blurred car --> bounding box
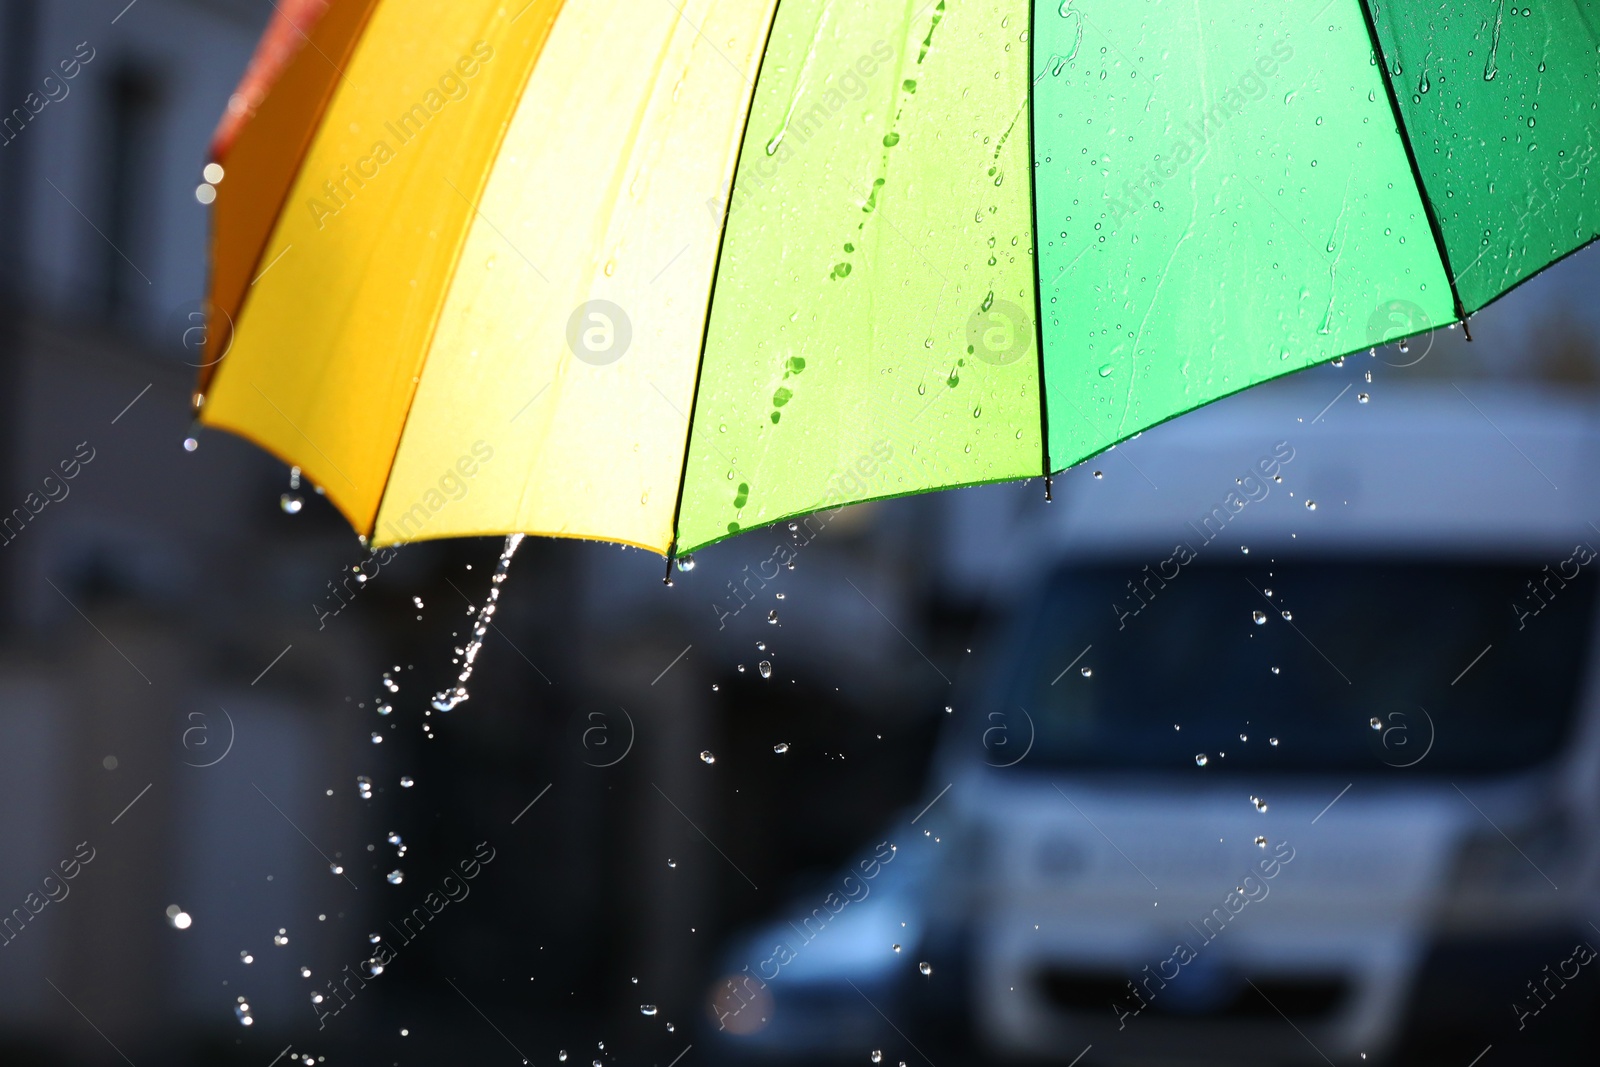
[711,380,1600,1063]
[934,381,1600,1063]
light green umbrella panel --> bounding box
[678,0,1597,553]
[205,0,1597,557]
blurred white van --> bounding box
[711,378,1600,1064]
[931,379,1600,1063]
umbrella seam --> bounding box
[1027,0,1053,482]
[1353,0,1468,328]
[664,0,789,566]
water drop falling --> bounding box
[1080,666,1092,677]
[386,870,404,885]
[280,493,304,514]
[1251,795,1268,812]
[918,961,933,976]
[357,775,373,799]
[1255,836,1268,848]
[300,966,312,978]
[872,1054,884,1064]
[774,742,790,754]
[400,775,415,788]
[274,928,289,946]
[1281,610,1293,621]
[700,750,716,764]
[240,950,254,964]
[767,609,779,625]
[433,534,524,711]
[641,1005,658,1016]
[1251,610,1268,625]
[1195,754,1209,767]
[1305,500,1317,510]
[1369,717,1382,730]
[758,660,773,679]
[235,997,253,1026]
[1269,737,1280,746]
[1357,392,1369,403]
[183,437,199,452]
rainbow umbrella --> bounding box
[197,0,1598,560]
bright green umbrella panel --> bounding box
[676,0,1041,553]
[1032,0,1454,471]
[1370,1,1600,313]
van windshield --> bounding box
[1001,558,1596,774]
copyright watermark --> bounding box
[567,706,635,767]
[566,300,631,366]
[1366,298,1434,367]
[180,706,236,768]
[966,298,1033,367]
[162,300,234,369]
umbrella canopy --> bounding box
[197,0,1598,558]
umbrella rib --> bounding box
[665,0,786,563]
[1027,0,1053,483]
[1354,0,1470,327]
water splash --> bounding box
[431,534,524,711]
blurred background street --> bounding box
[2,3,1599,1065]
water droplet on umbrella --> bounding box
[700,751,716,764]
[1098,363,1113,377]
[1251,610,1268,625]
[676,555,696,572]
